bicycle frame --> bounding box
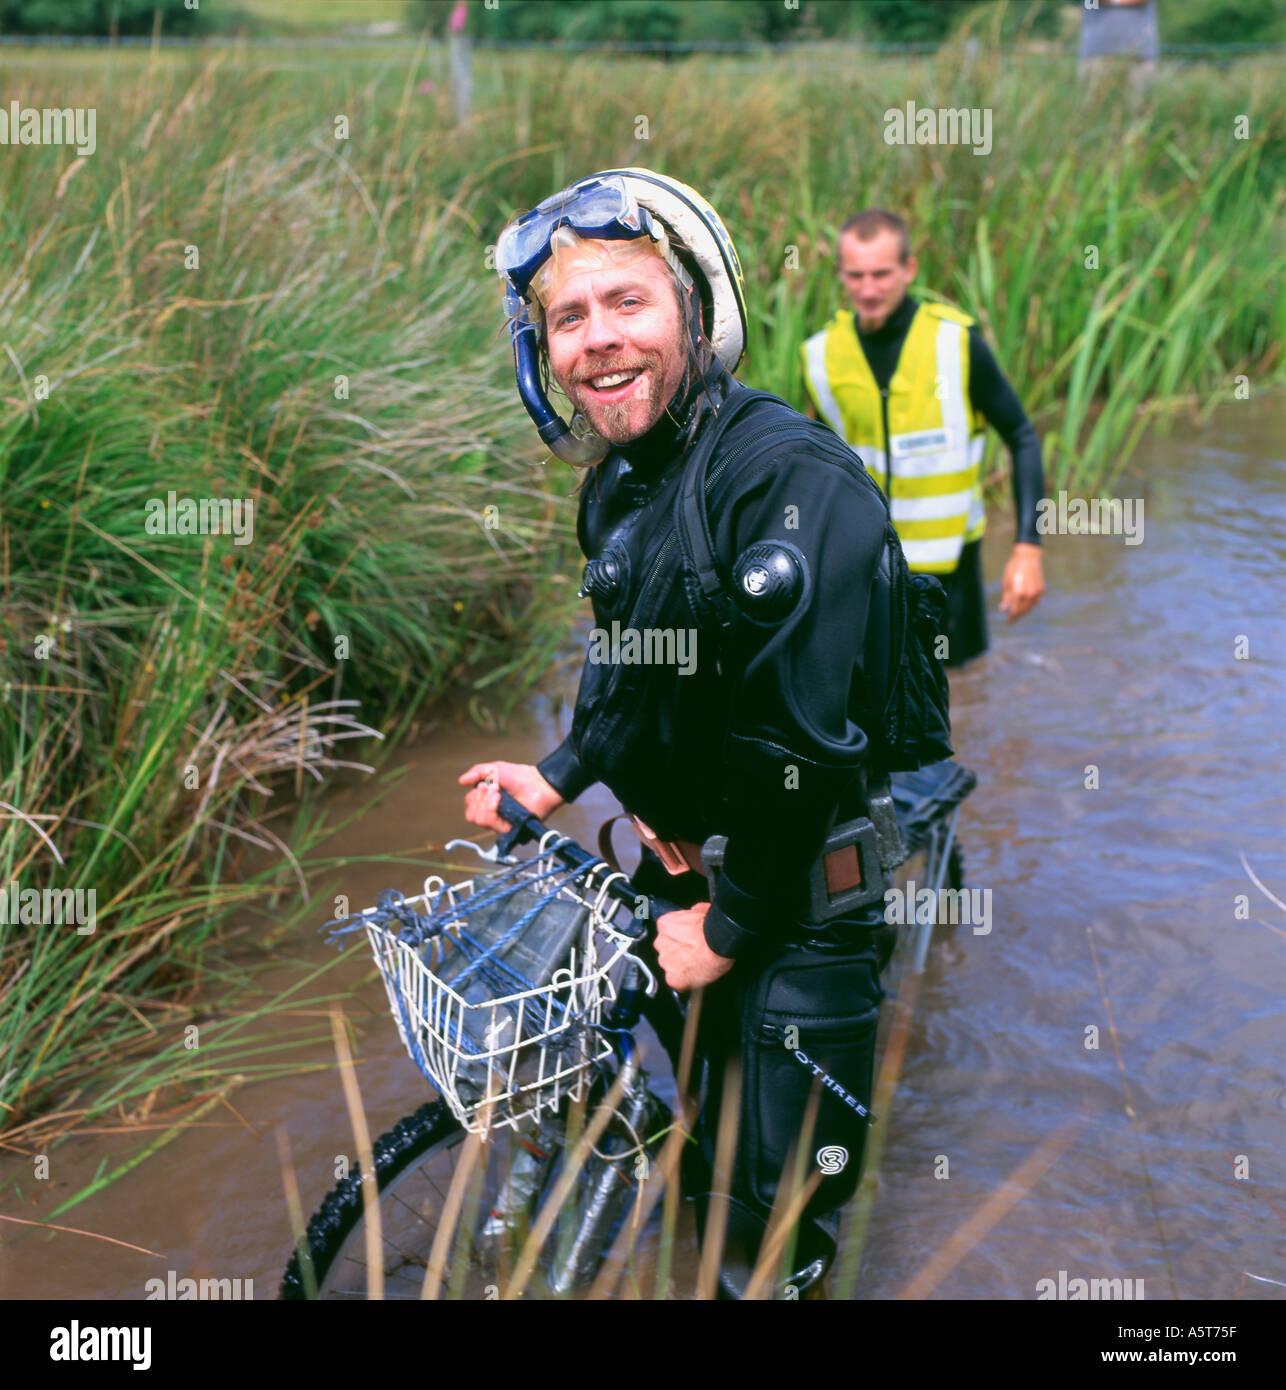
[437,789,676,1287]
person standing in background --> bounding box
[801,209,1045,667]
[1079,0,1160,97]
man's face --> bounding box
[838,228,918,332]
[542,249,688,444]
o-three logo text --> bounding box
[789,1047,869,1119]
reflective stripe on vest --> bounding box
[801,302,987,574]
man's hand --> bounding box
[654,902,734,992]
[999,542,1045,624]
[457,761,564,833]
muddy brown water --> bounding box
[2,398,1283,1301]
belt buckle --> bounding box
[630,815,690,878]
[807,817,882,923]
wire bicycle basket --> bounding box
[327,833,644,1134]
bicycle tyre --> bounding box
[278,1089,639,1301]
[280,1099,468,1300]
[280,1081,681,1300]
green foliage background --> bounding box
[1,0,1283,46]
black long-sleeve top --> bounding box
[537,365,894,960]
[855,295,1044,546]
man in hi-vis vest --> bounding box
[802,208,1045,667]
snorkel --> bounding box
[503,287,611,467]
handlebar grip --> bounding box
[643,895,680,921]
[487,783,683,934]
[612,892,682,941]
[493,787,545,855]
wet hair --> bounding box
[665,240,723,461]
[838,208,912,264]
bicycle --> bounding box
[279,763,976,1300]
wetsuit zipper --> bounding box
[760,1018,873,1040]
[702,419,799,496]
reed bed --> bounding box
[0,38,1280,1146]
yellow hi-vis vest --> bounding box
[801,301,987,574]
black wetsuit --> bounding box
[537,363,906,1296]
[854,295,1045,666]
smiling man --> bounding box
[455,170,936,1298]
[802,208,1046,666]
[538,243,688,443]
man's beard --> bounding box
[571,356,667,442]
[593,390,650,441]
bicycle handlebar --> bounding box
[491,787,682,937]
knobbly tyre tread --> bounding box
[279,1099,463,1300]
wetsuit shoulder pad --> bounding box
[730,540,809,625]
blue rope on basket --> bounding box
[325,843,612,1103]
